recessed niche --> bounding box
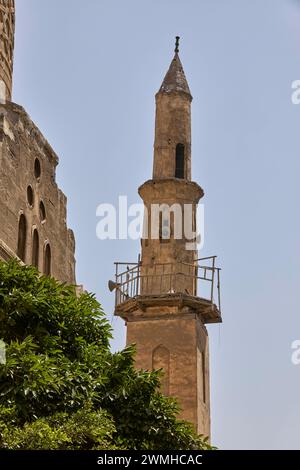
[39,201,46,222]
[27,185,34,207]
[34,158,41,179]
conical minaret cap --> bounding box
[158,37,191,96]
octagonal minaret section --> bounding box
[153,38,192,180]
[0,0,15,102]
[139,38,203,294]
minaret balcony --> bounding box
[110,257,222,324]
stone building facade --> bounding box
[113,41,222,438]
[0,0,76,284]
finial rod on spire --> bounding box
[175,36,180,54]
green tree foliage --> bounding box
[0,260,212,450]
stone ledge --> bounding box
[0,239,19,262]
[139,178,204,203]
[115,292,222,325]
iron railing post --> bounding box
[114,262,118,308]
[136,254,141,296]
[217,268,221,313]
[210,257,215,305]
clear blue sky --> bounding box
[14,0,300,449]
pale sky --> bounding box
[13,0,300,449]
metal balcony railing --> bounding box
[112,256,221,313]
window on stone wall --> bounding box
[27,185,34,207]
[152,345,170,395]
[34,158,41,179]
[202,351,206,404]
[17,214,27,262]
[175,143,185,179]
[159,212,171,243]
[32,229,39,269]
[44,243,51,276]
[39,201,46,222]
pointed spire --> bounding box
[158,36,191,96]
[175,36,180,54]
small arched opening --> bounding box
[152,345,170,395]
[44,243,51,276]
[175,143,185,179]
[27,185,34,207]
[34,158,41,179]
[32,229,39,269]
[39,201,46,222]
[17,214,27,262]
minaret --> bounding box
[0,0,15,102]
[113,38,221,438]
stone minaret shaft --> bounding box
[139,43,202,291]
[153,51,192,180]
[114,39,222,439]
[0,0,15,102]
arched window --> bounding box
[17,214,27,262]
[175,143,185,179]
[32,229,39,269]
[159,211,171,244]
[201,352,206,404]
[27,185,34,207]
[44,243,51,276]
[34,158,41,179]
[39,201,46,222]
[152,345,170,395]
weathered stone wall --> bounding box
[138,178,203,296]
[153,92,192,180]
[126,311,210,437]
[0,102,76,284]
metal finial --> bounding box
[175,36,180,53]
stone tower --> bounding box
[113,39,222,438]
[0,1,76,284]
[0,0,15,102]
